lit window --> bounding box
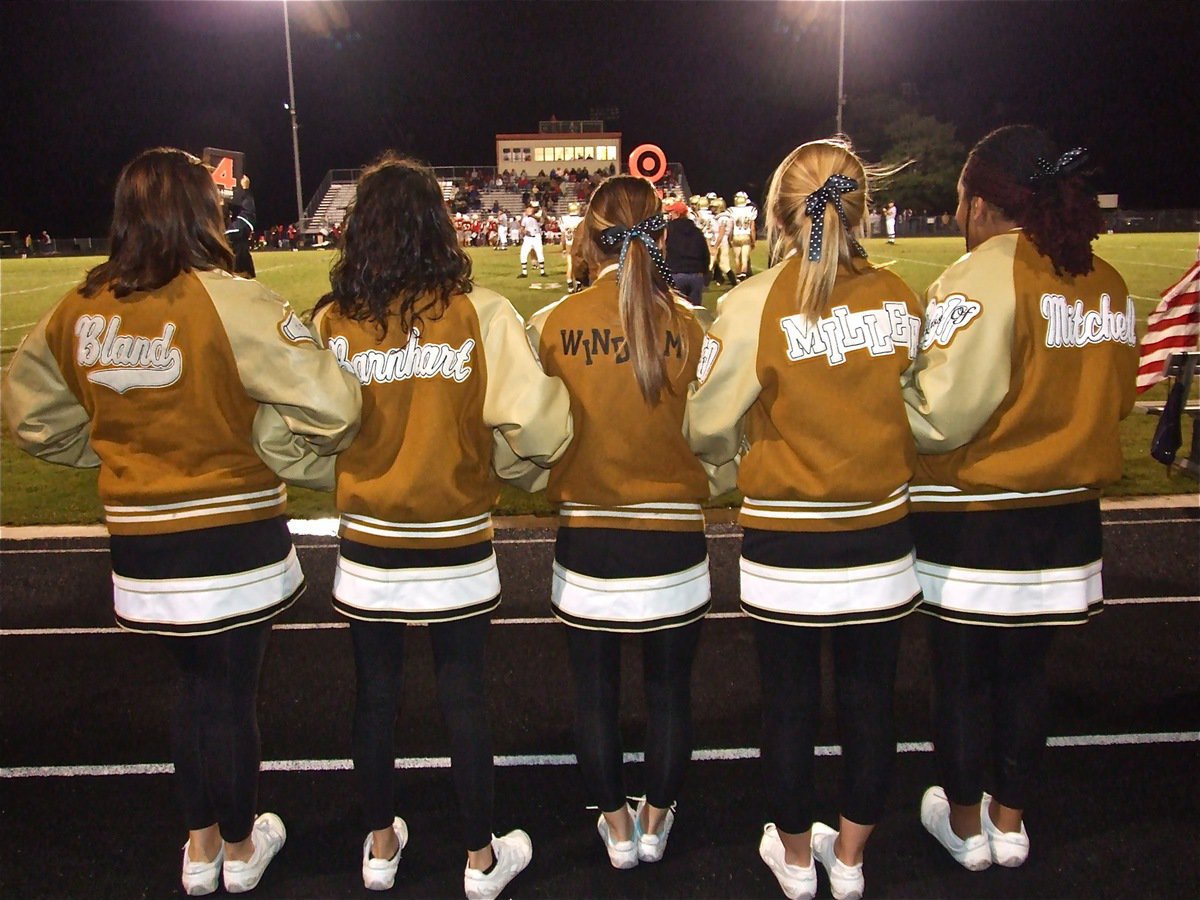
[563,147,574,161]
[554,146,564,161]
[585,146,595,159]
[534,148,545,162]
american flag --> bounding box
[1136,258,1200,393]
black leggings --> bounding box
[350,614,493,852]
[928,617,1055,810]
[565,620,703,813]
[753,618,902,832]
[160,621,272,843]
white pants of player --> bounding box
[498,229,508,248]
[521,236,544,267]
[886,217,896,241]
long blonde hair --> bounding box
[575,175,684,405]
[764,137,883,322]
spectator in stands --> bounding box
[686,137,922,900]
[304,152,571,897]
[3,146,361,896]
[526,174,715,870]
[904,125,1138,876]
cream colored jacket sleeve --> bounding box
[202,273,362,490]
[901,235,1017,453]
[683,266,784,494]
[2,310,100,468]
[475,288,573,492]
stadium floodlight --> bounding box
[283,0,304,227]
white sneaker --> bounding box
[463,829,533,900]
[634,798,675,864]
[758,823,817,900]
[223,813,287,893]
[810,822,864,900]
[181,841,223,896]
[596,806,638,869]
[920,786,991,871]
[362,817,409,891]
[981,793,1030,867]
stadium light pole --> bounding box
[283,0,304,226]
[836,0,846,135]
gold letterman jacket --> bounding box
[283,287,573,623]
[685,254,924,625]
[3,268,362,633]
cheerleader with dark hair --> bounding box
[902,125,1138,871]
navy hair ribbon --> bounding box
[803,174,868,262]
[598,214,676,288]
[1029,147,1088,184]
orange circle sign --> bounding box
[628,144,667,183]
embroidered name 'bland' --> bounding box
[329,329,474,385]
[779,302,921,366]
[559,328,684,366]
[1040,292,1136,348]
[74,314,183,393]
[920,293,982,350]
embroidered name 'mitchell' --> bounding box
[329,329,475,385]
[1040,292,1136,348]
[74,314,183,393]
[780,301,922,366]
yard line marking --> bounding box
[4,732,1196,779]
[1,602,1192,637]
[1,280,80,297]
[2,319,39,332]
[1104,257,1189,270]
[872,256,946,269]
[1106,517,1198,525]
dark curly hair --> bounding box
[315,152,472,338]
[81,147,233,299]
[961,125,1103,277]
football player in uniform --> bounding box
[519,202,546,278]
[710,197,736,286]
[729,190,758,281]
[559,200,584,291]
[496,210,509,250]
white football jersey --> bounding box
[730,205,757,237]
[558,214,583,246]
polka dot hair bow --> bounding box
[598,214,676,288]
[802,174,868,262]
[1029,147,1088,184]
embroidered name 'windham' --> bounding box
[329,329,474,385]
[74,314,183,393]
[1040,292,1136,348]
[559,327,685,366]
[780,301,921,366]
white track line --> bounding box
[1,279,80,297]
[1,602,1193,637]
[3,732,1195,779]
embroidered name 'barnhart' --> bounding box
[328,329,474,385]
[559,328,684,366]
[780,302,921,366]
[1040,292,1136,348]
[74,314,183,393]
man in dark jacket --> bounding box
[226,175,257,278]
[664,201,709,307]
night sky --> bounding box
[2,0,1197,237]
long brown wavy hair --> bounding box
[314,153,472,338]
[961,125,1102,277]
[573,175,684,405]
[80,147,233,298]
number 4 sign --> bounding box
[201,148,244,196]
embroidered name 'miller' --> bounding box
[1040,293,1136,348]
[75,314,183,393]
[329,329,475,385]
[780,302,921,366]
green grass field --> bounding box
[2,233,1197,525]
